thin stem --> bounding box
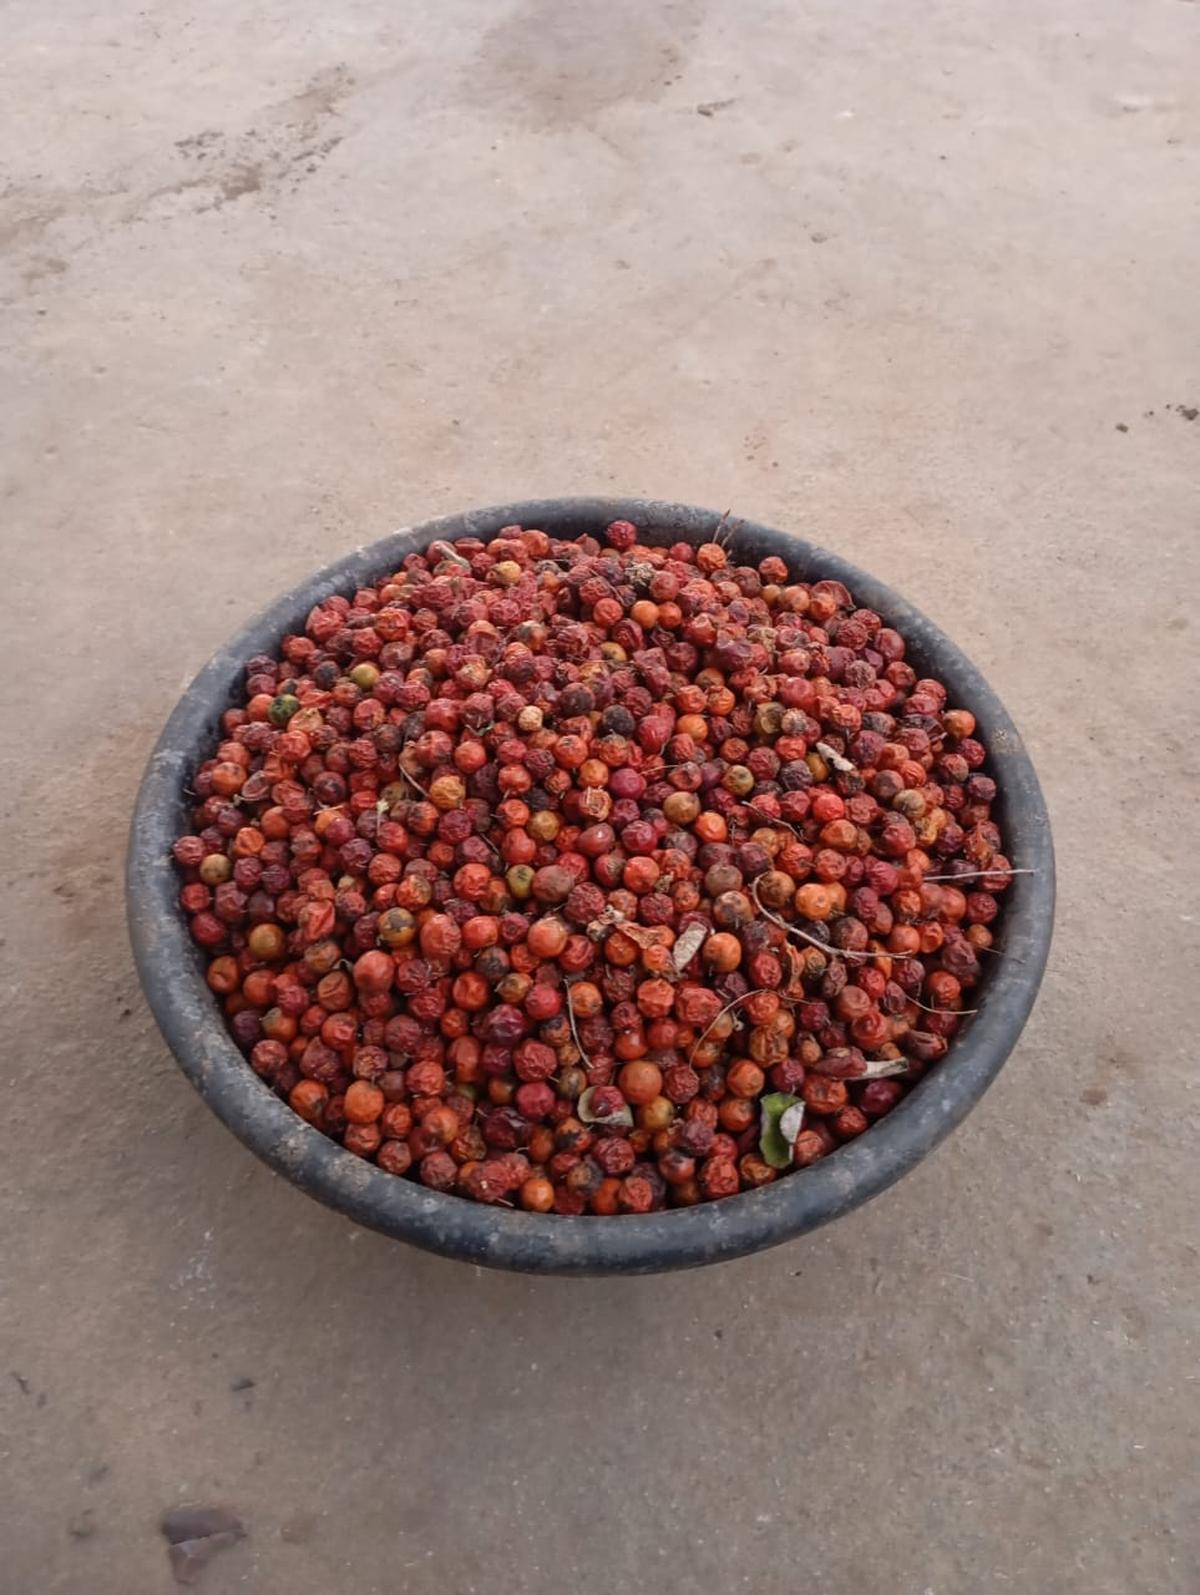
[749,878,919,961]
[393,744,504,863]
[640,759,696,778]
[904,993,982,1017]
[919,868,1034,883]
[564,982,593,1069]
[743,800,807,842]
[393,761,430,798]
[688,990,760,1064]
[472,827,505,864]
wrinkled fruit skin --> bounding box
[174,520,1008,1213]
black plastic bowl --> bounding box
[127,498,1054,1274]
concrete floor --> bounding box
[2,1,1198,1590]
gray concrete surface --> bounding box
[2,1,1198,1590]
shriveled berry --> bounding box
[419,1150,458,1190]
[698,1157,740,1200]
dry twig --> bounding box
[564,982,593,1069]
[688,990,762,1064]
[749,877,919,961]
[919,869,1033,884]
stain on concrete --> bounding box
[468,0,704,128]
[140,68,351,219]
[0,63,353,293]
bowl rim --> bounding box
[126,497,1055,1274]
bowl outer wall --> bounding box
[126,498,1055,1275]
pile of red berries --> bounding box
[173,519,1012,1214]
